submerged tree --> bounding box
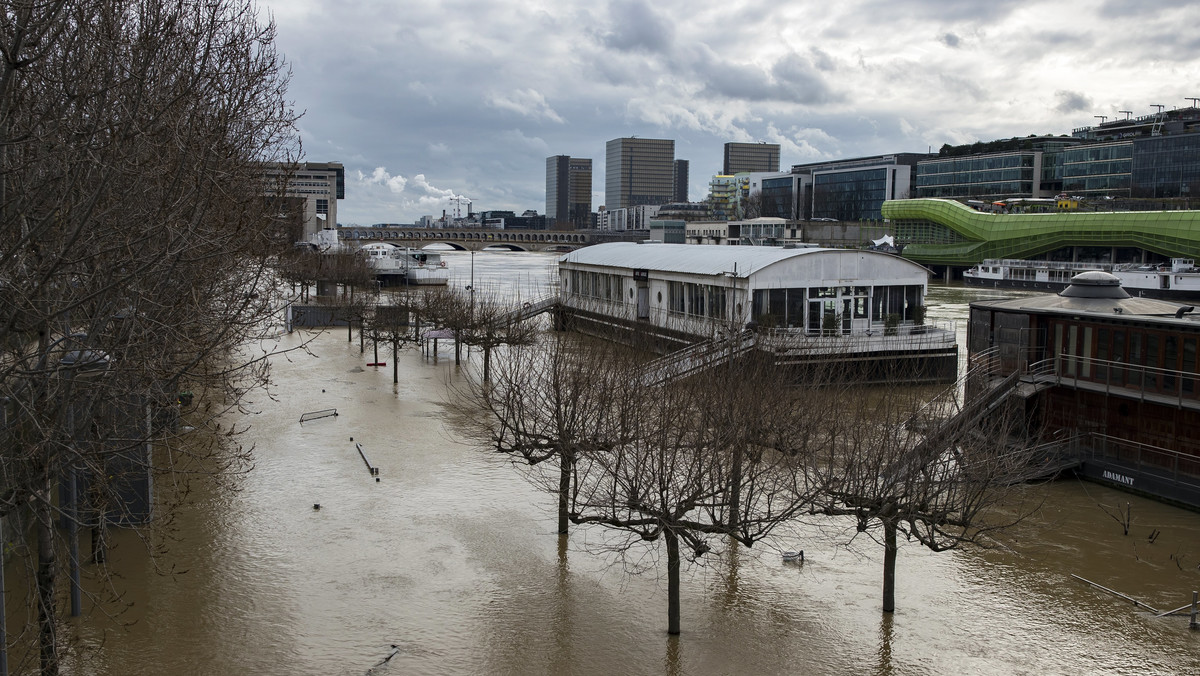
[0,1,299,672]
[567,351,817,635]
[806,363,1043,613]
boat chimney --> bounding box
[1175,305,1195,319]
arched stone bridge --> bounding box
[337,227,647,252]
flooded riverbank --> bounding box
[7,251,1200,675]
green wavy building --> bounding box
[883,198,1200,268]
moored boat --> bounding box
[357,243,449,286]
[964,258,1200,300]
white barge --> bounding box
[556,242,957,382]
[964,258,1200,300]
[358,243,449,286]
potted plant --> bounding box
[884,313,900,336]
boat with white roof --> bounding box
[964,258,1200,300]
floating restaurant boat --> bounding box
[967,270,1200,509]
[556,242,958,383]
[964,258,1200,300]
[357,243,449,286]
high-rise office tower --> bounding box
[605,137,675,209]
[546,155,592,228]
[723,142,780,174]
[673,159,689,203]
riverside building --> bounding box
[967,271,1200,508]
[557,242,957,382]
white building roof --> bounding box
[559,242,921,279]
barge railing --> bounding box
[1022,355,1200,412]
[1079,433,1200,487]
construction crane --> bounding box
[450,195,472,220]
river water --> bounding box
[11,250,1200,675]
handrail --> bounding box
[1022,354,1200,407]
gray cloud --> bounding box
[600,0,674,53]
[258,0,1200,225]
[1055,90,1093,114]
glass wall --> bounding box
[1131,133,1200,198]
[812,168,888,220]
[1060,142,1132,196]
[915,152,1036,198]
[751,285,923,332]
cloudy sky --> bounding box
[260,0,1200,226]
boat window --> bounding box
[1129,333,1143,388]
[1184,338,1196,395]
[1146,334,1160,390]
[1164,335,1178,391]
[1096,328,1109,381]
[1081,327,1093,379]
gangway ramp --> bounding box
[636,330,758,387]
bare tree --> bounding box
[363,292,424,384]
[565,350,817,635]
[740,190,764,220]
[805,366,1043,613]
[0,1,299,672]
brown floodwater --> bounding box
[6,251,1200,675]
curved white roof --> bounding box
[559,242,924,279]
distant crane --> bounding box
[1118,110,1133,120]
[1094,115,1108,125]
[450,195,472,220]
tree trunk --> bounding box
[882,516,898,613]
[728,443,742,533]
[392,340,399,384]
[557,453,572,534]
[665,528,681,635]
[36,485,58,675]
[483,346,491,383]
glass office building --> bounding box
[1132,132,1200,198]
[1060,142,1133,196]
[812,167,889,220]
[916,152,1038,198]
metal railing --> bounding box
[1021,354,1200,409]
[1080,433,1200,487]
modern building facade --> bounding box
[884,198,1200,268]
[605,137,676,210]
[707,175,749,221]
[915,107,1200,201]
[263,161,345,241]
[599,204,660,231]
[793,154,928,221]
[724,142,780,174]
[746,171,800,220]
[546,155,593,228]
[673,159,690,202]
